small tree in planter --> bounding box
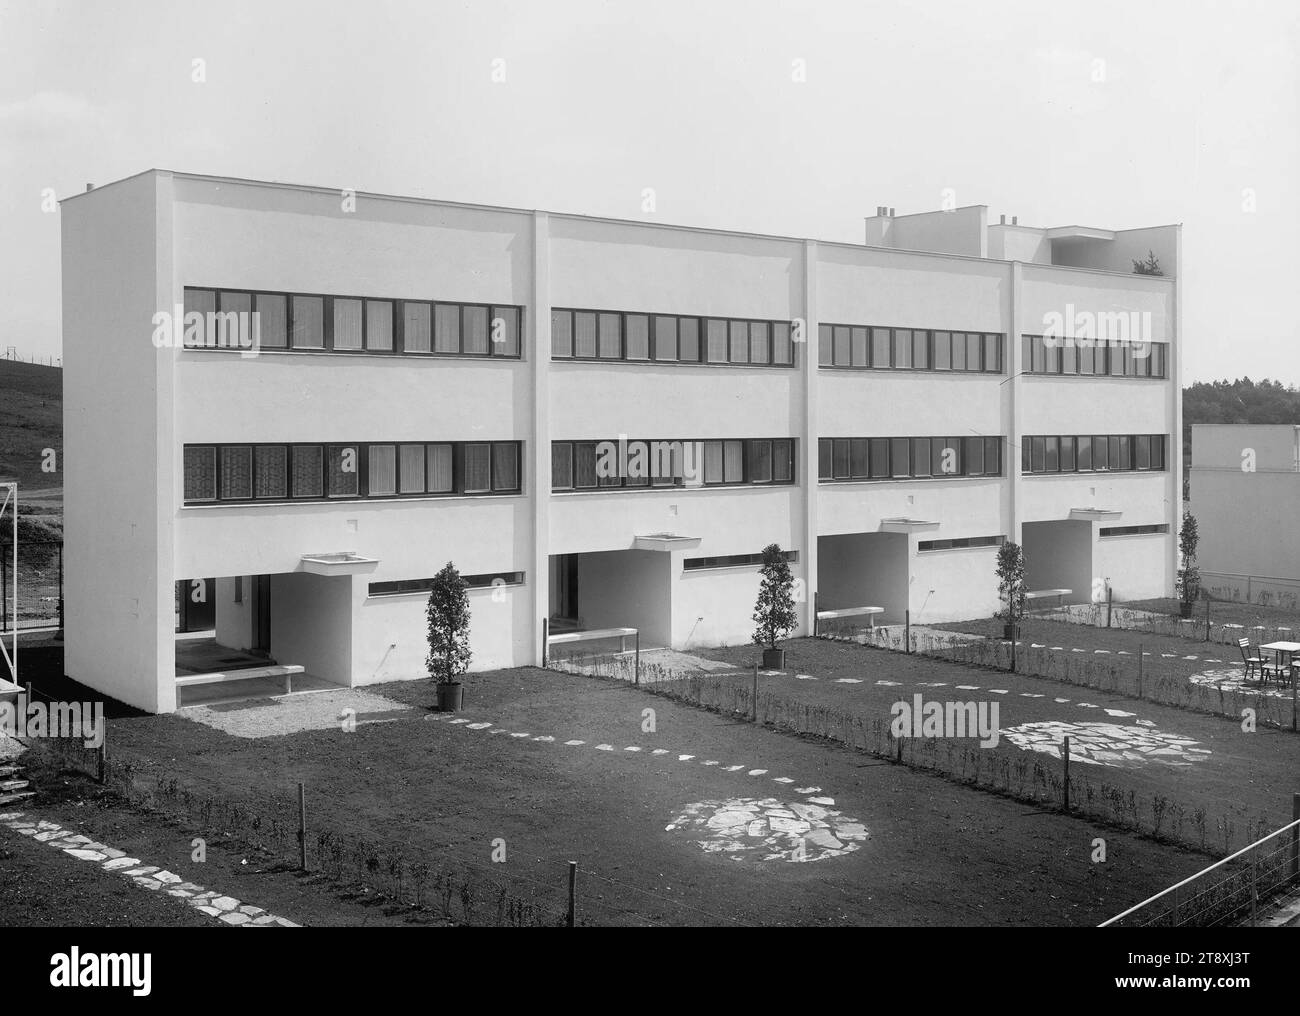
[426,562,472,711]
[1177,511,1201,618]
[995,541,1027,645]
[752,543,797,670]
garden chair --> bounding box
[1261,648,1287,686]
[1237,638,1264,683]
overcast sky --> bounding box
[0,0,1295,383]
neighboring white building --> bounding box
[1190,424,1300,608]
[61,171,1182,713]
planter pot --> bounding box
[437,682,464,712]
[761,648,786,670]
[1178,602,1194,619]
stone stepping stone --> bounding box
[747,769,767,776]
[988,689,1008,695]
[154,871,182,884]
[448,718,470,724]
[876,680,901,686]
[533,736,555,742]
[135,878,163,890]
[34,830,65,842]
[1094,650,1111,655]
[1050,647,1064,650]
[220,912,252,925]
[834,678,862,684]
[274,918,300,928]
[239,905,265,916]
[65,848,107,862]
[651,749,669,755]
[122,866,160,877]
[487,729,508,735]
[1071,649,1085,653]
[1020,693,1045,698]
[167,889,194,898]
[678,755,694,761]
[564,740,585,746]
[102,857,141,871]
[795,674,817,681]
[211,896,240,912]
[252,915,280,925]
[772,777,794,784]
[624,746,641,752]
[956,685,980,691]
[467,722,492,730]
[595,744,613,751]
[702,760,719,766]
[196,905,221,917]
[795,787,821,794]
[807,796,835,806]
[103,847,126,859]
[723,764,744,771]
[509,732,530,738]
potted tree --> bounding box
[426,562,472,711]
[1177,511,1201,618]
[752,543,797,670]
[995,541,1027,642]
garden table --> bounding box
[1259,642,1300,686]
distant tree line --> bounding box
[1184,378,1300,447]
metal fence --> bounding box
[0,539,63,632]
[1101,809,1300,927]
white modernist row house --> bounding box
[61,172,1183,712]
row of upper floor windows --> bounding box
[182,433,1169,505]
[180,288,1161,381]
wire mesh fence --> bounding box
[1101,818,1300,927]
[545,649,1275,858]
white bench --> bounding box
[175,664,305,701]
[1026,589,1072,609]
[815,606,884,634]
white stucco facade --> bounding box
[61,172,1182,712]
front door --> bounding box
[549,555,578,624]
[253,574,272,655]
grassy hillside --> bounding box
[0,360,62,499]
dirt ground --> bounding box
[83,665,1212,927]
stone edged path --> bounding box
[0,812,299,927]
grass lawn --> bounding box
[67,663,1213,927]
[685,637,1300,852]
[2,762,448,927]
[1125,597,1300,631]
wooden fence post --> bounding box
[752,664,759,723]
[905,609,911,654]
[1137,643,1143,699]
[1106,586,1113,628]
[634,630,640,687]
[567,861,577,928]
[1292,793,1299,881]
[298,781,308,871]
[1205,595,1211,642]
[541,617,548,667]
[97,729,107,785]
[1062,735,1071,812]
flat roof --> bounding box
[61,168,1178,281]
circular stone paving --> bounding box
[1000,720,1211,768]
[665,797,868,862]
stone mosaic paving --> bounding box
[0,811,299,926]
[664,797,867,862]
[999,721,1212,768]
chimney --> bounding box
[1000,214,1006,225]
[1012,215,1018,225]
[85,183,94,192]
[888,207,895,217]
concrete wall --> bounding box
[270,572,352,686]
[1192,425,1300,470]
[864,207,988,258]
[214,576,255,650]
[910,543,1001,622]
[672,559,766,649]
[1097,530,1172,602]
[817,533,909,624]
[1022,520,1093,605]
[62,171,176,712]
[576,550,672,647]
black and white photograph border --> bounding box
[0,0,1297,992]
